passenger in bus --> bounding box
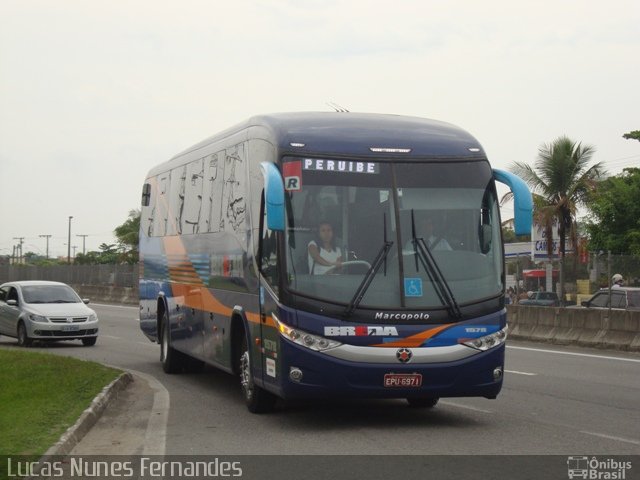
[308,221,344,275]
[404,215,452,252]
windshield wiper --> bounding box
[410,209,462,320]
[50,300,76,303]
[344,214,393,317]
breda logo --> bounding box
[324,326,399,337]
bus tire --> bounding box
[406,397,439,408]
[17,322,32,347]
[160,312,184,374]
[239,336,276,413]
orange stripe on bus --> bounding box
[162,236,266,326]
[371,324,452,348]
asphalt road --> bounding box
[1,303,639,456]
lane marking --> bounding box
[107,366,169,456]
[580,431,640,446]
[505,369,537,376]
[101,335,121,340]
[138,371,170,456]
[507,345,640,364]
[440,401,492,414]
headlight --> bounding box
[88,313,98,322]
[272,314,341,352]
[462,325,508,351]
[29,314,48,323]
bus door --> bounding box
[258,218,281,389]
[259,162,287,389]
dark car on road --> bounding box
[580,287,640,311]
[518,291,560,307]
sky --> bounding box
[1,0,639,259]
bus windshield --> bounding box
[283,157,503,313]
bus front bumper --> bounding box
[271,340,505,400]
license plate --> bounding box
[384,373,422,388]
[61,325,80,332]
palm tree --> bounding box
[509,136,604,300]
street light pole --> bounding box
[67,216,73,264]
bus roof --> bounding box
[151,112,486,176]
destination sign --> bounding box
[302,158,379,174]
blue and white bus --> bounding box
[139,112,532,412]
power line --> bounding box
[12,237,24,264]
[76,234,89,255]
[39,234,52,259]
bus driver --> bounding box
[307,221,344,274]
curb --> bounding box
[42,371,133,457]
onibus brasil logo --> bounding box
[567,456,632,479]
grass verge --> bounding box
[0,349,121,456]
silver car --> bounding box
[0,281,99,347]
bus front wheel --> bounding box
[406,397,439,408]
[239,336,276,413]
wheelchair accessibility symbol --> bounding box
[404,278,423,297]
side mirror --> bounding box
[260,162,285,231]
[7,299,18,307]
[480,224,492,253]
[493,169,533,236]
[83,298,90,304]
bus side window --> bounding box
[170,166,187,235]
[141,183,151,206]
[259,193,279,292]
[201,152,223,233]
[182,159,204,234]
[141,182,154,237]
[153,173,170,236]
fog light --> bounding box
[289,367,303,383]
[493,367,503,381]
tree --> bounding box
[623,130,640,142]
[509,136,604,300]
[114,209,140,264]
[74,244,120,265]
[585,168,640,255]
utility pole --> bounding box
[67,216,73,264]
[72,245,78,258]
[76,234,88,255]
[12,237,24,264]
[39,234,52,259]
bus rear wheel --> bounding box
[406,397,439,408]
[160,312,185,374]
[239,336,276,413]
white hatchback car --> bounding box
[0,281,99,346]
